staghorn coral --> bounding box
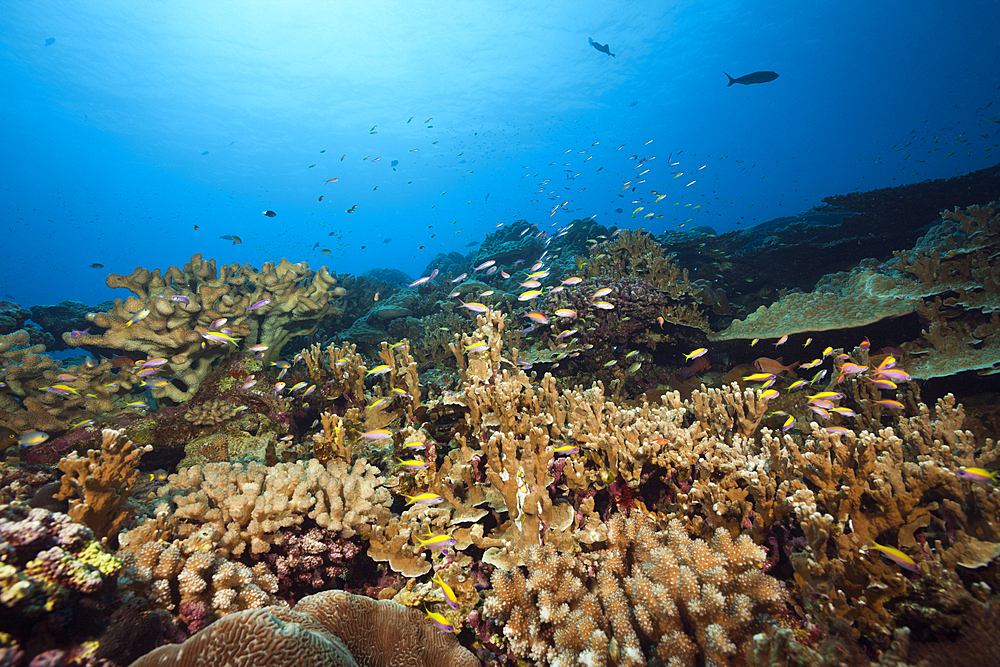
[125,457,390,557]
[128,589,480,667]
[412,308,470,367]
[54,428,151,548]
[483,512,787,667]
[646,393,1000,644]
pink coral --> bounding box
[262,525,362,599]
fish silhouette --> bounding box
[725,71,779,86]
[588,37,614,57]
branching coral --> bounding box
[585,229,698,298]
[483,512,787,667]
[116,539,280,617]
[63,254,346,401]
[54,428,151,547]
[125,458,390,557]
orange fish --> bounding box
[680,355,710,379]
[753,357,798,377]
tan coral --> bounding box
[123,458,390,558]
[54,428,151,547]
[117,540,281,617]
[63,254,346,402]
[585,229,698,298]
[484,513,786,667]
[184,399,238,426]
[127,589,480,667]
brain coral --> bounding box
[128,589,480,667]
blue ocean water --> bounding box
[2,0,998,308]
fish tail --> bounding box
[724,72,735,86]
[610,52,615,57]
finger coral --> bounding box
[483,512,786,667]
[54,428,152,548]
[125,457,390,557]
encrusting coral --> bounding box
[0,503,123,651]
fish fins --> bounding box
[725,72,736,86]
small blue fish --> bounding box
[18,431,49,448]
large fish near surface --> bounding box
[725,71,779,86]
[589,37,615,57]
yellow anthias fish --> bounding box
[862,540,919,572]
[416,532,456,551]
[404,492,444,505]
[432,573,460,609]
[396,458,429,471]
[424,607,454,632]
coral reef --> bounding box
[2,192,1000,667]
[484,513,787,667]
[0,504,123,659]
[54,428,151,547]
[63,254,346,401]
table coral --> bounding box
[63,254,346,402]
[711,202,1000,379]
